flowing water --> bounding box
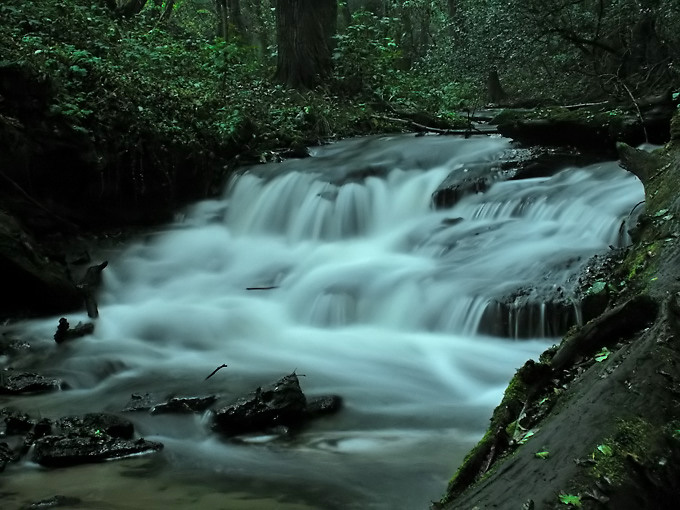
[3,135,644,509]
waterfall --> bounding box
[12,134,644,510]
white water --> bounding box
[7,135,644,509]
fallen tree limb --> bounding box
[372,115,497,136]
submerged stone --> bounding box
[0,372,62,395]
[150,395,217,415]
[0,441,15,472]
[21,495,82,509]
[32,435,163,468]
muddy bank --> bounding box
[438,112,680,509]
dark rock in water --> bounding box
[2,409,35,435]
[58,413,134,440]
[0,441,16,472]
[151,395,217,415]
[432,146,597,209]
[122,393,156,412]
[212,373,307,436]
[304,395,343,419]
[53,318,95,344]
[21,495,82,509]
[0,372,62,395]
[32,435,163,468]
[212,373,342,436]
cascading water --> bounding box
[6,134,644,509]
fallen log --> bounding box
[372,115,497,136]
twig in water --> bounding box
[205,364,228,381]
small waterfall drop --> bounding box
[12,134,644,510]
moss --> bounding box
[589,418,656,484]
[444,360,551,501]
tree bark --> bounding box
[487,68,508,104]
[116,0,148,17]
[274,0,337,89]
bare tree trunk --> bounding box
[274,0,337,89]
[487,68,508,104]
[116,0,148,17]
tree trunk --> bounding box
[487,68,508,104]
[448,0,457,18]
[274,0,337,89]
[116,0,148,17]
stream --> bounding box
[3,134,644,509]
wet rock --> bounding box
[150,395,217,415]
[32,435,163,468]
[304,395,343,419]
[30,411,158,469]
[432,146,594,209]
[0,441,15,472]
[212,373,342,437]
[122,393,156,412]
[53,318,95,344]
[432,160,507,208]
[2,408,35,435]
[58,413,134,440]
[0,372,62,395]
[212,373,307,436]
[21,495,82,509]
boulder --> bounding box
[32,412,162,467]
[32,436,163,468]
[212,373,342,436]
[0,372,62,395]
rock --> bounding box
[21,495,82,509]
[212,373,308,436]
[150,395,217,415]
[2,409,35,435]
[53,318,95,344]
[432,146,595,209]
[0,442,15,472]
[58,413,135,440]
[30,412,162,467]
[304,395,343,419]
[122,393,156,412]
[32,436,163,468]
[211,373,343,436]
[0,372,62,395]
[0,211,81,317]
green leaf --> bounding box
[594,348,610,363]
[597,444,613,456]
[586,281,607,295]
[535,450,549,459]
[558,494,582,507]
[518,430,536,444]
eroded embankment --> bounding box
[439,112,680,510]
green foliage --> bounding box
[332,11,401,97]
[558,493,582,507]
